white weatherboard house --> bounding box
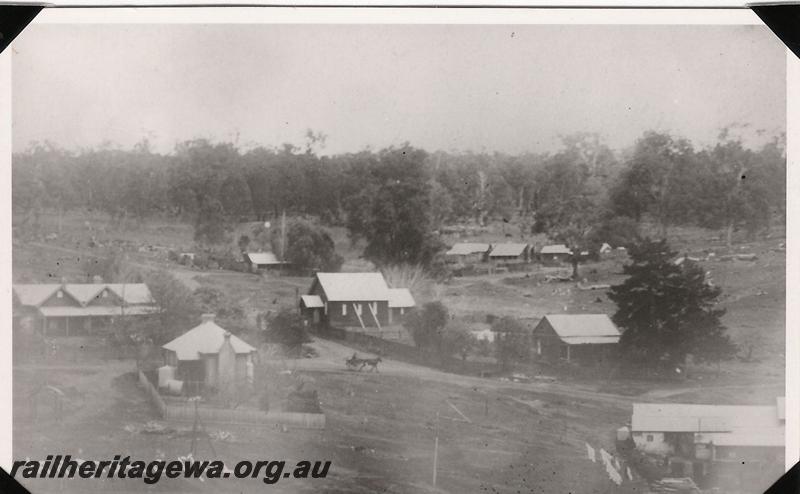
[630,400,785,462]
[387,287,415,324]
[162,314,257,392]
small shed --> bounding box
[444,243,491,264]
[532,314,620,365]
[162,314,257,393]
[244,252,287,272]
[538,244,572,264]
[489,243,530,262]
[387,288,415,324]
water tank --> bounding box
[158,365,175,388]
[165,379,184,395]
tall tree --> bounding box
[608,238,736,373]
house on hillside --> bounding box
[162,314,257,394]
[488,243,529,263]
[444,243,491,264]
[630,400,785,487]
[538,244,572,264]
[532,314,620,365]
[302,272,393,329]
[12,282,158,337]
[388,288,415,324]
[244,252,288,272]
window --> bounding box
[536,339,542,355]
[342,304,347,316]
[646,435,654,442]
[400,308,405,315]
[355,303,363,316]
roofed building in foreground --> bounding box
[162,314,257,393]
[301,272,415,329]
[629,399,785,490]
[13,282,158,337]
[532,314,620,365]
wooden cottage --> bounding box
[532,314,620,365]
[538,244,572,264]
[12,283,158,337]
[488,243,530,263]
[302,272,392,329]
[444,243,491,264]
[162,314,257,393]
[631,400,785,488]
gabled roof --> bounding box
[247,252,282,265]
[540,244,572,255]
[162,320,257,361]
[312,272,390,302]
[538,314,620,345]
[65,284,107,305]
[632,402,785,447]
[445,243,491,256]
[300,294,324,308]
[388,288,415,308]
[13,284,62,307]
[489,243,528,257]
[13,283,155,307]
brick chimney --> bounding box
[201,313,216,323]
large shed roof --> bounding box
[313,272,391,302]
[540,244,572,255]
[632,403,784,435]
[13,283,155,307]
[538,314,620,345]
[489,243,528,257]
[445,243,491,256]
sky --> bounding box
[11,23,787,156]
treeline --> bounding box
[13,128,785,260]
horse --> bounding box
[360,357,382,373]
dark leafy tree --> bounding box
[493,317,530,370]
[140,270,199,345]
[404,301,449,355]
[608,238,736,373]
[283,219,343,273]
[266,309,311,353]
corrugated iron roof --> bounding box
[489,243,528,257]
[313,272,390,302]
[445,243,491,256]
[632,403,783,435]
[388,288,415,308]
[39,305,159,318]
[541,314,620,341]
[247,252,282,265]
[540,244,572,255]
[162,320,257,361]
[300,295,324,308]
[697,430,784,447]
[13,284,62,307]
[14,283,155,307]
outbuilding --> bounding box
[444,243,491,264]
[538,244,572,264]
[488,243,530,263]
[532,314,620,365]
[387,288,416,324]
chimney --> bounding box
[92,275,103,284]
[201,313,216,323]
[223,331,231,340]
